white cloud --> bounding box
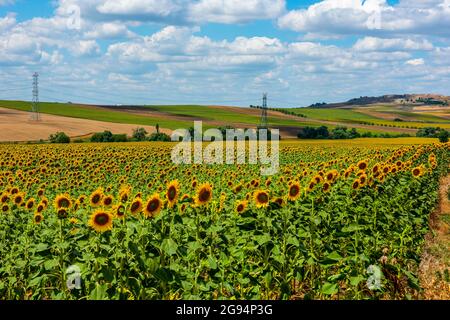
[56,0,286,25]
[96,0,178,16]
[0,12,16,32]
[188,0,286,24]
[353,37,434,51]
[84,22,135,39]
[278,0,450,37]
[406,58,425,66]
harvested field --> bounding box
[0,107,170,142]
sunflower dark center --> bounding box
[58,198,70,208]
[199,189,211,202]
[94,213,109,226]
[257,192,268,203]
[57,209,68,219]
[92,194,100,204]
[15,196,22,204]
[131,201,140,212]
[35,215,42,222]
[237,204,244,212]
[289,185,300,197]
[168,187,177,201]
[147,199,160,212]
[104,197,112,205]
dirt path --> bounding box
[418,174,450,299]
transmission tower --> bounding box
[31,72,40,121]
[258,93,268,129]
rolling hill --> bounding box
[0,95,449,142]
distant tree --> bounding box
[132,127,148,141]
[156,124,160,134]
[90,131,113,142]
[438,130,449,143]
[112,134,128,142]
[148,132,171,142]
[49,132,70,144]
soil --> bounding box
[0,107,171,142]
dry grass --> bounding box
[418,174,450,299]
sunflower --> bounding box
[233,184,243,194]
[69,217,78,224]
[89,188,104,207]
[359,174,367,186]
[57,208,68,219]
[313,175,323,184]
[1,193,9,203]
[272,197,284,207]
[119,187,130,203]
[33,213,44,224]
[1,204,9,213]
[41,197,49,208]
[113,204,126,219]
[253,190,269,208]
[102,195,114,207]
[235,200,248,214]
[412,166,425,178]
[36,202,45,213]
[166,180,180,207]
[323,182,331,193]
[195,183,213,206]
[26,198,35,210]
[54,194,72,209]
[10,187,19,195]
[307,181,316,192]
[352,179,361,190]
[357,160,368,171]
[89,210,113,233]
[130,198,143,215]
[325,171,335,181]
[287,182,301,201]
[143,194,163,218]
[13,193,25,206]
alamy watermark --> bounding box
[61,4,82,30]
[66,265,82,290]
[366,265,382,290]
[170,121,279,176]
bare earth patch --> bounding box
[0,107,171,142]
[418,173,450,299]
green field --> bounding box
[0,100,188,129]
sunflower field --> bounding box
[0,139,449,300]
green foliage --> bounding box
[297,126,361,139]
[49,132,70,144]
[147,132,171,142]
[112,134,128,143]
[90,131,114,143]
[132,128,148,141]
[438,130,449,143]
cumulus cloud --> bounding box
[278,0,450,37]
[406,58,425,66]
[55,0,286,25]
[353,37,434,51]
[188,0,286,24]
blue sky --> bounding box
[0,0,449,107]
